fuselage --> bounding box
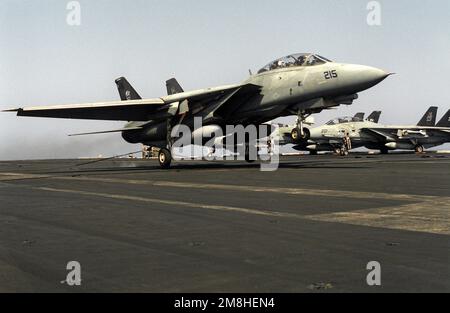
[123,53,390,147]
[233,62,389,124]
[307,120,380,150]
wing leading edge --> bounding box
[4,83,261,122]
[4,98,166,121]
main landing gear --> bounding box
[334,147,349,156]
[158,148,172,169]
[415,145,425,153]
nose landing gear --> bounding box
[291,110,311,144]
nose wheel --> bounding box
[291,127,310,143]
[291,110,311,144]
[291,128,300,141]
[158,148,172,169]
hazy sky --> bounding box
[1,0,449,160]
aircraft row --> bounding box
[5,52,445,168]
[277,107,450,155]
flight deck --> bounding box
[0,153,449,292]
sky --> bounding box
[0,0,449,160]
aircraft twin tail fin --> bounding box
[436,109,450,127]
[115,77,142,101]
[166,78,184,95]
[417,106,438,126]
[354,112,365,121]
[366,111,382,123]
[115,76,185,99]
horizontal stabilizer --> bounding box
[68,126,143,136]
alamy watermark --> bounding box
[61,261,82,286]
[170,118,280,171]
[66,1,81,26]
[366,261,381,286]
[367,1,382,26]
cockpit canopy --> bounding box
[326,116,364,125]
[258,53,332,74]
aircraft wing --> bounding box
[161,83,262,123]
[4,83,261,122]
[3,99,167,121]
[361,126,450,142]
[360,127,396,142]
[426,128,450,138]
[161,83,260,104]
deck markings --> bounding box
[34,186,302,220]
[1,172,449,235]
[304,199,450,235]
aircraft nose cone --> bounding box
[364,66,391,85]
[341,64,392,93]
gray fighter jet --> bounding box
[280,107,450,154]
[4,53,390,168]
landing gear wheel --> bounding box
[380,147,389,154]
[291,127,310,144]
[415,145,424,153]
[291,128,300,142]
[340,149,349,156]
[310,150,318,156]
[158,148,172,169]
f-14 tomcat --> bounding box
[4,53,390,168]
[279,106,450,154]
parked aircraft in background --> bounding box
[277,107,450,154]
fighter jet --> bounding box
[280,106,450,154]
[363,107,450,153]
[4,53,390,168]
[278,111,380,154]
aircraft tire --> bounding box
[415,145,424,153]
[158,148,172,169]
[291,127,310,144]
[291,128,300,142]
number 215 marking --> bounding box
[324,70,338,80]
